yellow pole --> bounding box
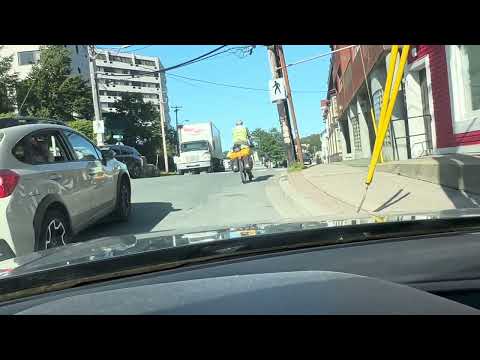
[365,45,410,186]
[369,107,383,163]
[376,45,399,145]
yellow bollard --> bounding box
[365,45,410,186]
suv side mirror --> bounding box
[101,149,116,164]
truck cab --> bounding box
[174,122,224,175]
[175,140,213,174]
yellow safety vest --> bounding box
[233,126,248,144]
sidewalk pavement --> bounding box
[281,162,480,216]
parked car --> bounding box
[0,117,132,260]
[303,153,312,165]
[100,144,144,178]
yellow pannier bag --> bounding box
[227,147,252,160]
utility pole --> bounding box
[266,46,295,165]
[87,45,104,146]
[277,45,304,164]
[158,75,169,173]
[171,105,182,154]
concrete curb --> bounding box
[378,155,480,195]
[271,169,368,218]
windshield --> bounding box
[181,141,209,152]
[2,44,480,302]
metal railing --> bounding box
[389,114,434,158]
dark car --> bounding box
[100,144,144,178]
[303,153,312,166]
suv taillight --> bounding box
[0,170,20,198]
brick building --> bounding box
[322,45,480,163]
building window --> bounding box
[18,50,40,65]
[75,45,79,54]
[77,67,81,74]
[135,58,156,67]
[447,45,480,134]
[350,113,362,154]
[372,89,392,146]
[110,55,132,64]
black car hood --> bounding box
[1,208,480,278]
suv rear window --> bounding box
[13,133,69,164]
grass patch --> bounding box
[287,161,306,173]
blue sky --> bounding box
[98,45,331,149]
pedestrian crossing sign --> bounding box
[269,78,286,103]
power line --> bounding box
[98,70,328,94]
[285,45,358,68]
[124,45,153,53]
[99,46,250,78]
[159,45,228,72]
[167,73,269,91]
[167,73,328,94]
[95,45,228,75]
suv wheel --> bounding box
[37,208,71,251]
[114,178,131,222]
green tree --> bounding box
[301,133,322,155]
[68,119,94,141]
[15,46,93,120]
[106,93,175,166]
[251,127,286,163]
[0,55,18,114]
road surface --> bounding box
[75,168,292,242]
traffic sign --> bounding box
[93,120,104,134]
[269,78,287,103]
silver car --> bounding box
[0,118,132,260]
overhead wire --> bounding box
[285,45,358,68]
[100,46,250,78]
[98,70,327,94]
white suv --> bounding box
[0,117,132,260]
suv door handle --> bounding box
[49,174,62,182]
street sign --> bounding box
[93,120,105,134]
[269,78,287,103]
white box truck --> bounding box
[174,122,224,174]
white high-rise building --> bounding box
[0,45,90,81]
[94,49,170,125]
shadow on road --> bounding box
[253,175,274,182]
[74,202,180,242]
[373,189,411,212]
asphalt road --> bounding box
[75,168,289,242]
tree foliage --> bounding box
[0,55,18,114]
[15,46,93,121]
[68,119,94,141]
[105,93,175,167]
[301,133,322,154]
[251,127,286,163]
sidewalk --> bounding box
[283,162,480,216]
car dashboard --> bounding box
[1,229,480,314]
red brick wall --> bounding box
[409,45,480,148]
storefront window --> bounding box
[459,45,480,113]
[447,45,480,134]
